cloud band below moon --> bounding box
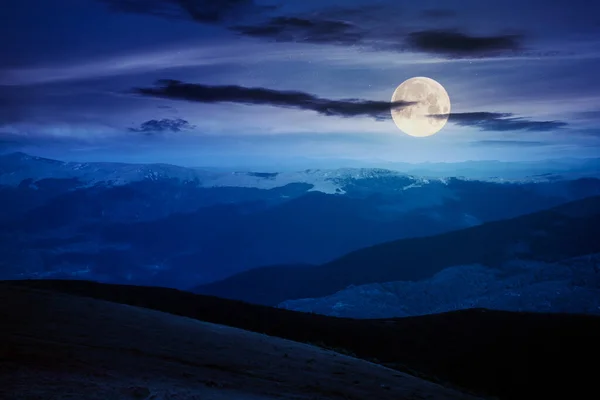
[131,80,414,120]
[429,112,568,132]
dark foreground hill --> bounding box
[194,195,600,305]
[6,279,600,400]
[0,284,477,400]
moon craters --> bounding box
[390,77,451,137]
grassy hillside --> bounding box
[7,279,600,400]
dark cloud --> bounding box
[131,79,414,120]
[232,13,526,57]
[430,112,568,132]
[470,140,551,147]
[421,9,457,19]
[98,0,274,24]
[315,4,391,21]
[406,30,522,57]
[98,1,530,58]
[230,5,403,51]
[129,118,196,135]
[232,16,365,46]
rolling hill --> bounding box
[1,284,477,400]
[5,279,600,400]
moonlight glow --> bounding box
[391,77,451,137]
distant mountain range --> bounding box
[383,157,600,181]
[194,196,600,307]
[3,151,600,189]
[1,152,600,288]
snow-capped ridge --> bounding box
[1,152,597,193]
[0,153,431,194]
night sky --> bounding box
[2,0,600,167]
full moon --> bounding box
[391,77,451,137]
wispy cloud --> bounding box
[420,9,457,19]
[0,45,245,85]
[129,118,196,135]
[96,0,533,59]
[131,79,415,120]
[232,16,365,46]
[0,131,97,150]
[233,16,525,58]
[431,112,568,132]
[470,140,552,147]
[98,0,274,23]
